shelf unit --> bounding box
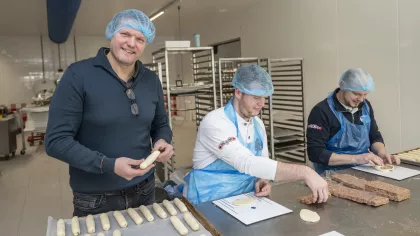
[217,57,307,163]
[152,47,217,181]
[260,58,306,163]
[144,62,163,84]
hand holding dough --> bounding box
[113,211,128,228]
[163,199,178,216]
[300,209,320,223]
[113,229,122,236]
[170,216,189,236]
[99,213,111,231]
[153,203,168,219]
[374,164,394,172]
[140,150,160,169]
[71,216,81,236]
[139,205,154,222]
[127,208,143,225]
[85,214,95,233]
[173,198,188,213]
[183,212,200,231]
[57,219,65,236]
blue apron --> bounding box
[184,98,264,204]
[313,93,371,174]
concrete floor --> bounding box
[0,120,199,236]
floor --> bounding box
[0,120,199,236]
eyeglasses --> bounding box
[126,88,139,116]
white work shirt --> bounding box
[192,107,277,180]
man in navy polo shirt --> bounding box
[45,9,173,217]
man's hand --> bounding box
[153,139,174,162]
[355,153,384,166]
[304,169,329,203]
[379,153,401,165]
[114,157,154,181]
[255,179,271,197]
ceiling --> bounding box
[0,0,256,39]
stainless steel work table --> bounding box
[195,164,420,236]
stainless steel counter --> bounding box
[195,165,420,236]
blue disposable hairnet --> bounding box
[105,9,155,44]
[339,68,374,92]
[232,64,274,97]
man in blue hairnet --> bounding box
[45,9,173,216]
[184,64,329,204]
[307,68,400,174]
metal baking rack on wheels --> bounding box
[152,47,217,182]
[216,58,261,107]
[260,58,306,163]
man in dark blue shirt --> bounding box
[45,9,173,217]
[306,68,400,174]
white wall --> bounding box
[177,0,420,153]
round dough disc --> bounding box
[374,164,394,172]
[300,209,320,223]
[232,198,256,206]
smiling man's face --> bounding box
[109,28,146,66]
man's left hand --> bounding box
[380,153,401,165]
[153,139,174,162]
[255,179,271,197]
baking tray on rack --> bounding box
[273,127,303,138]
[45,197,220,236]
[393,148,420,167]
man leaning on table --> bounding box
[306,68,400,175]
[183,64,329,205]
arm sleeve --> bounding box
[150,75,172,145]
[45,67,116,174]
[198,121,277,180]
[306,105,334,165]
[365,100,384,145]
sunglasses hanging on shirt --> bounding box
[126,88,139,116]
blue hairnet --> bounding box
[105,9,155,44]
[232,64,274,96]
[339,68,374,92]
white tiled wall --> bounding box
[178,0,420,153]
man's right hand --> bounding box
[114,157,155,181]
[304,168,329,203]
[355,153,384,166]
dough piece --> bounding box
[57,219,65,236]
[170,216,189,236]
[300,209,320,223]
[71,216,81,236]
[183,212,200,231]
[85,214,95,233]
[99,213,111,231]
[113,229,122,236]
[374,164,394,172]
[113,211,128,228]
[140,150,161,169]
[232,197,256,206]
[127,208,143,225]
[163,199,178,216]
[365,180,410,201]
[139,205,154,222]
[97,233,105,236]
[173,198,188,213]
[153,203,168,219]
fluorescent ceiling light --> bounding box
[150,11,165,21]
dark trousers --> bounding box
[72,174,155,217]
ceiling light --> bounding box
[150,11,165,21]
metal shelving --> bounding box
[260,58,306,163]
[152,47,217,181]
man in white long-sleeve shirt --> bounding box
[184,64,329,204]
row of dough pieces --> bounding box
[57,198,204,236]
[395,150,420,162]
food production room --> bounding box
[1,0,420,235]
